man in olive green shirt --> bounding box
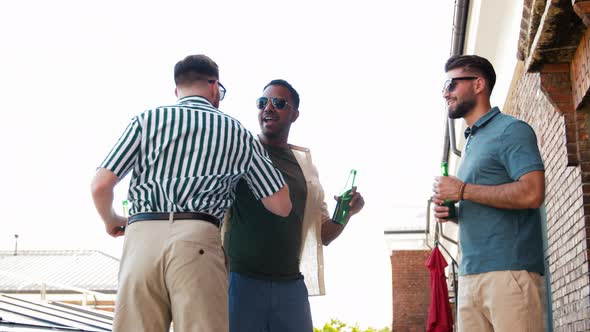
[224,79,365,332]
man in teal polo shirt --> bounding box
[432,55,545,332]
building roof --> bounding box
[0,294,113,331]
[383,205,427,233]
[0,251,119,294]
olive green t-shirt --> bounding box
[225,144,307,280]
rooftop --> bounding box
[383,205,427,233]
[0,250,119,294]
[0,294,113,331]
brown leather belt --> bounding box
[128,212,220,228]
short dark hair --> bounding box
[174,54,219,86]
[445,55,496,94]
[264,79,300,110]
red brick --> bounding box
[391,250,432,331]
[572,29,590,109]
[542,63,571,73]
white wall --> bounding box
[464,0,525,109]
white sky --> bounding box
[0,0,454,328]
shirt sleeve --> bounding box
[244,135,286,199]
[99,116,142,178]
[499,120,545,180]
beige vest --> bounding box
[290,144,328,296]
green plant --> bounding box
[314,319,392,332]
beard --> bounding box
[448,99,475,119]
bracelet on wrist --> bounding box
[458,182,467,201]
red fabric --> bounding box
[425,246,454,332]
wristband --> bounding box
[458,182,466,201]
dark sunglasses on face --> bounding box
[256,97,290,110]
[442,76,478,93]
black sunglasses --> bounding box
[208,80,227,100]
[256,97,290,110]
[442,76,478,93]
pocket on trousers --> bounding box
[506,270,525,295]
[173,240,224,266]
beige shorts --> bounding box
[458,270,545,332]
[113,219,228,332]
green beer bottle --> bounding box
[332,169,357,225]
[122,199,129,218]
[440,162,457,219]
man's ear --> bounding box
[174,87,178,98]
[474,78,487,95]
[210,81,219,100]
[291,109,300,123]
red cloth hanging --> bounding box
[425,246,454,332]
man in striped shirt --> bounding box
[91,54,291,332]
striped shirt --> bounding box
[99,95,285,220]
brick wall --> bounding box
[505,54,590,331]
[571,27,590,109]
[390,250,431,332]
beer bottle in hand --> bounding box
[332,169,357,225]
[441,162,457,219]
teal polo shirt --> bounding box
[456,107,545,276]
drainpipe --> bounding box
[437,0,470,315]
[443,0,470,163]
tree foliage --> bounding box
[314,319,392,332]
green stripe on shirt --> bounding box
[99,95,286,220]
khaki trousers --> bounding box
[458,270,544,332]
[113,219,228,332]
